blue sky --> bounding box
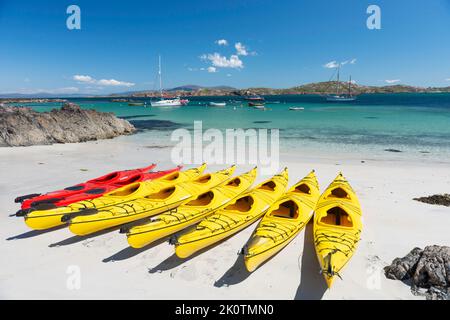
[0,0,449,94]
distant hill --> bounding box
[168,85,236,92]
[1,83,449,99]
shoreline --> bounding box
[1,137,449,299]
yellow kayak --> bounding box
[24,164,206,230]
[67,166,236,236]
[174,168,289,259]
[313,172,362,288]
[124,167,258,248]
[243,170,320,272]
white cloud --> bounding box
[226,73,232,77]
[216,39,228,46]
[201,53,244,69]
[97,79,135,87]
[445,78,450,81]
[73,74,134,87]
[324,61,340,69]
[385,79,401,84]
[324,59,356,68]
[73,75,95,83]
[235,42,248,56]
[207,66,217,73]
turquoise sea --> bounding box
[16,93,450,160]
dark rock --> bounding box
[384,148,402,153]
[384,247,423,280]
[130,119,183,131]
[413,194,450,207]
[384,246,450,300]
[119,114,155,120]
[0,103,135,147]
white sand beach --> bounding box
[1,136,449,300]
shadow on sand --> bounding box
[294,223,328,300]
[6,225,66,240]
[103,237,167,263]
[48,227,119,247]
[214,254,250,287]
[148,245,213,274]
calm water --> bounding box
[16,93,450,158]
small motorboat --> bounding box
[289,106,305,111]
[209,102,226,107]
[248,101,265,107]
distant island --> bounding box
[1,81,449,100]
[111,81,450,97]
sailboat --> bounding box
[150,55,189,107]
[325,64,356,102]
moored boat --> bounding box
[208,102,226,107]
[150,55,189,107]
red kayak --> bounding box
[15,164,181,215]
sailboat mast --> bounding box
[158,55,162,98]
[336,64,340,95]
[348,75,352,96]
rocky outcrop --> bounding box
[0,102,135,147]
[384,246,450,300]
[414,194,450,207]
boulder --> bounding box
[384,246,450,300]
[0,102,135,147]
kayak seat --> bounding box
[110,183,140,196]
[186,191,214,206]
[90,172,119,183]
[145,186,176,200]
[162,172,180,181]
[64,185,85,191]
[293,183,311,195]
[320,207,353,227]
[226,177,242,187]
[195,174,211,183]
[258,181,276,191]
[224,196,254,212]
[328,187,349,199]
[271,200,298,219]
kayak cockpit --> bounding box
[320,206,353,227]
[328,187,350,199]
[292,183,311,195]
[185,191,214,206]
[226,177,242,187]
[224,196,254,212]
[269,200,299,219]
[145,186,176,200]
[89,172,119,183]
[109,183,141,196]
[258,181,276,191]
